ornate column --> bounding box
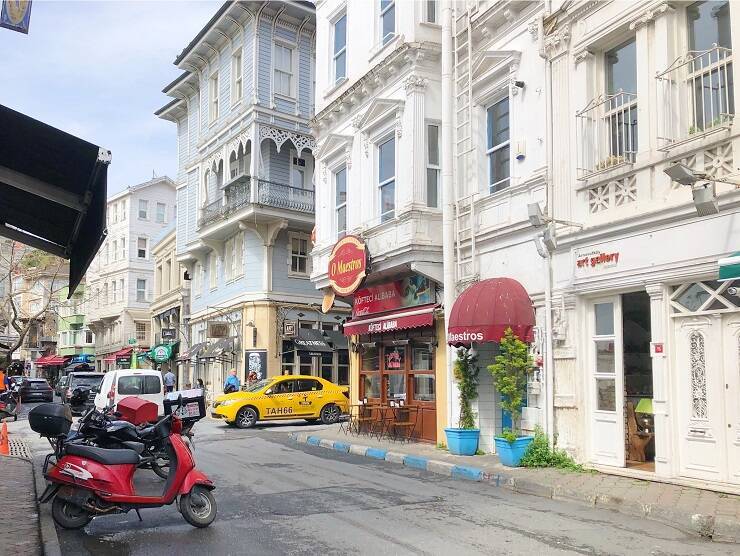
[250,124,260,203]
[404,74,428,209]
[646,282,673,478]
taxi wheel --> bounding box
[235,406,258,429]
[320,404,340,425]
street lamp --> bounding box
[663,162,722,216]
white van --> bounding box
[94,369,165,415]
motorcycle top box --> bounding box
[29,403,73,437]
[116,396,158,425]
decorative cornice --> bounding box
[629,2,674,31]
[573,49,594,66]
[527,19,539,42]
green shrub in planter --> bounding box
[444,347,481,456]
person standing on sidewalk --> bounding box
[163,369,176,393]
[223,369,240,394]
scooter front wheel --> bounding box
[179,486,217,528]
[51,497,92,529]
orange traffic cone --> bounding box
[0,421,9,455]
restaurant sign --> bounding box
[328,235,367,296]
[353,275,434,317]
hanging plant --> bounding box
[454,346,480,429]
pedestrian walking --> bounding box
[223,369,240,394]
[163,368,176,393]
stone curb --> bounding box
[30,453,63,556]
[289,432,740,543]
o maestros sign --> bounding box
[328,235,367,296]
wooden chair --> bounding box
[390,406,419,443]
[626,401,654,462]
[355,403,376,436]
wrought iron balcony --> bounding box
[576,90,638,178]
[656,45,734,147]
[198,173,314,228]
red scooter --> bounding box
[30,399,217,529]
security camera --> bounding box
[691,181,719,216]
[527,202,547,228]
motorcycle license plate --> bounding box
[176,402,200,418]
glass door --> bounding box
[590,297,625,466]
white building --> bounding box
[535,0,740,491]
[87,176,177,370]
[150,222,190,386]
[311,0,450,444]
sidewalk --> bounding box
[292,425,740,544]
[0,452,41,556]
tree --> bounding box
[488,327,532,438]
[0,242,67,365]
[453,347,479,429]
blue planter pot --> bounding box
[495,435,534,467]
[445,428,480,456]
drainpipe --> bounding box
[539,7,555,446]
[441,0,456,428]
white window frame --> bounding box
[486,96,511,194]
[121,200,126,220]
[112,239,118,262]
[135,321,147,342]
[377,134,396,223]
[273,42,295,98]
[332,12,347,85]
[290,151,307,189]
[112,280,118,302]
[288,232,310,277]
[156,202,166,224]
[209,253,217,290]
[120,237,125,260]
[138,199,148,220]
[209,72,219,123]
[119,278,124,302]
[426,122,440,208]
[380,0,396,45]
[137,237,148,260]
[231,48,243,104]
[334,166,347,237]
[424,0,438,24]
[193,262,203,298]
[136,279,147,303]
[235,232,244,278]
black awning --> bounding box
[0,104,111,296]
[293,328,333,353]
[177,342,207,361]
[323,330,348,350]
[200,337,237,359]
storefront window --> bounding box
[412,346,432,370]
[595,340,615,373]
[387,373,406,401]
[384,346,405,370]
[299,353,313,375]
[595,303,614,335]
[362,346,379,371]
[363,374,381,399]
[281,340,294,375]
[413,374,435,401]
[338,350,349,385]
[321,353,333,381]
[597,378,616,411]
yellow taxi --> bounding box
[211,375,349,429]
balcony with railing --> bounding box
[576,90,638,179]
[657,45,734,148]
[198,171,315,229]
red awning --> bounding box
[103,347,132,363]
[35,354,69,366]
[448,278,535,345]
[343,304,437,336]
[102,354,116,363]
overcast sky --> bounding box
[0,0,220,194]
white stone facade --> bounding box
[86,177,177,369]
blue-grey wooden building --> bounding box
[156,1,349,391]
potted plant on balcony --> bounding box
[444,347,480,456]
[489,327,534,467]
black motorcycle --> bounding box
[68,386,93,416]
[66,406,188,479]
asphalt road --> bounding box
[35,420,733,556]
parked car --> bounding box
[18,378,54,403]
[211,375,349,429]
[94,369,164,415]
[61,372,104,414]
[54,375,69,398]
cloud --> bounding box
[0,0,220,193]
